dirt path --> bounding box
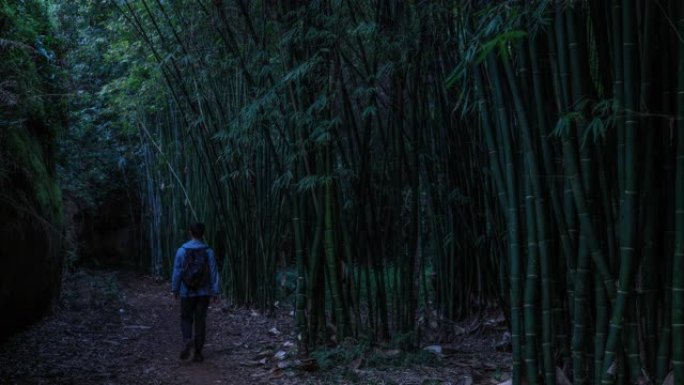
[0,270,510,385]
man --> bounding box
[171,222,221,363]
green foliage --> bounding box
[51,0,144,211]
[1,0,64,225]
[365,349,439,369]
[311,338,439,373]
[60,270,121,308]
[5,125,63,223]
[311,341,368,371]
[476,30,528,64]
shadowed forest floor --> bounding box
[0,270,511,385]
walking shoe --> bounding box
[179,340,193,360]
[193,351,204,362]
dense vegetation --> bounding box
[105,0,503,353]
[5,1,684,384]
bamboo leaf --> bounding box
[281,57,322,84]
[295,175,324,193]
[582,117,606,147]
[477,30,528,64]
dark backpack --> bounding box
[182,247,210,290]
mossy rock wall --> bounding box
[0,123,64,342]
[1,0,65,342]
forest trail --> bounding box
[0,270,301,385]
[0,270,510,385]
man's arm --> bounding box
[171,248,184,294]
[208,249,221,296]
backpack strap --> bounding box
[182,246,209,259]
[183,246,209,251]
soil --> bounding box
[0,270,511,385]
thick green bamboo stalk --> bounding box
[594,267,608,385]
[403,57,422,338]
[656,70,676,385]
[527,37,557,385]
[547,19,606,318]
[560,129,615,301]
[637,1,657,375]
[673,7,684,383]
[621,2,642,382]
[473,61,511,325]
[553,9,578,351]
[324,144,347,340]
[472,67,507,227]
[503,49,553,384]
[523,167,540,385]
[565,5,593,383]
[601,2,640,383]
[307,191,325,344]
[292,198,308,351]
[612,0,625,207]
[336,191,360,338]
[485,53,522,385]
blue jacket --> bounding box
[171,239,221,297]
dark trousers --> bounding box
[180,296,210,352]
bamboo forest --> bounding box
[2,0,684,384]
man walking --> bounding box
[171,222,221,362]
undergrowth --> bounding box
[311,337,440,372]
[60,269,121,309]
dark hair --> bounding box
[189,222,205,239]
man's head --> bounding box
[189,222,205,239]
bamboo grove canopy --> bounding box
[104,1,684,384]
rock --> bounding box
[375,348,402,358]
[277,360,292,369]
[423,345,442,355]
[459,375,474,385]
